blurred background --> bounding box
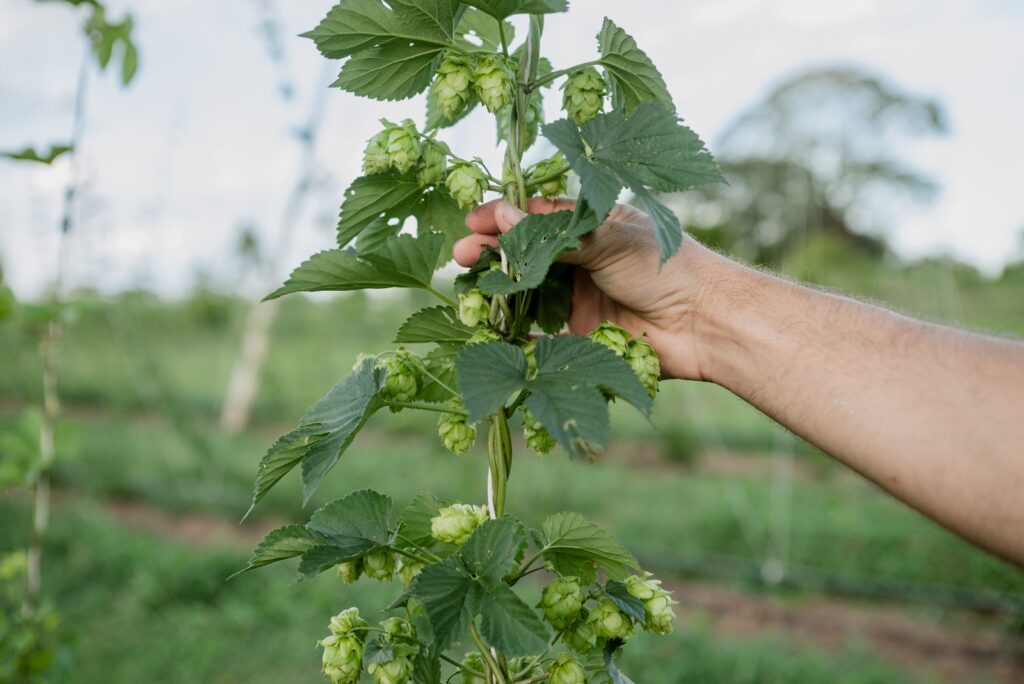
[1,0,1023,682]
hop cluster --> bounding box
[363,119,422,176]
[363,549,395,582]
[472,55,514,113]
[458,289,490,328]
[433,51,475,120]
[318,608,367,684]
[398,558,424,587]
[540,576,584,630]
[624,572,677,634]
[588,321,631,357]
[460,652,487,684]
[626,338,661,399]
[587,598,633,641]
[380,352,420,405]
[529,153,569,200]
[431,503,489,545]
[418,138,449,186]
[438,401,476,455]
[367,657,413,684]
[335,559,362,584]
[548,653,588,684]
[446,161,488,211]
[522,408,556,455]
[561,67,606,125]
[562,612,597,654]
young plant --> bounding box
[238,2,722,682]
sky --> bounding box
[1,0,1023,298]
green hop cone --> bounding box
[417,138,448,186]
[460,652,487,684]
[368,656,413,684]
[548,653,588,684]
[363,549,395,582]
[397,558,424,587]
[319,608,367,684]
[522,408,556,455]
[362,130,390,175]
[433,51,475,120]
[438,404,476,455]
[430,503,489,545]
[540,576,584,630]
[587,598,633,641]
[329,607,368,636]
[380,616,416,642]
[472,55,514,113]
[382,119,422,174]
[625,572,677,634]
[529,153,569,201]
[380,352,420,406]
[561,67,606,125]
[445,161,488,211]
[562,613,598,655]
[626,338,661,399]
[336,559,362,584]
[588,321,631,357]
[458,288,490,328]
[467,327,501,345]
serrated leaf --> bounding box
[415,344,461,404]
[356,216,400,255]
[454,342,528,422]
[1,145,73,165]
[305,0,462,60]
[475,574,550,655]
[531,263,573,334]
[396,306,473,344]
[524,378,608,457]
[297,544,361,579]
[604,641,637,684]
[337,173,424,247]
[459,517,525,579]
[247,359,384,511]
[363,639,395,667]
[333,42,442,100]
[412,653,442,684]
[268,233,443,300]
[540,511,639,581]
[464,0,567,20]
[597,18,673,115]
[543,103,723,261]
[396,493,450,548]
[454,7,514,52]
[478,210,599,295]
[604,580,646,622]
[308,488,393,549]
[414,188,470,261]
[232,525,322,577]
[534,336,650,413]
[411,557,476,652]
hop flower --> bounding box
[368,656,414,684]
[472,55,514,113]
[561,67,606,125]
[336,559,362,584]
[522,408,557,455]
[383,119,422,174]
[548,653,588,684]
[467,327,502,345]
[328,607,368,637]
[587,598,633,641]
[381,352,420,405]
[625,338,660,399]
[380,616,416,642]
[624,572,677,634]
[362,131,391,175]
[562,613,598,655]
[417,138,449,186]
[431,503,489,545]
[319,608,368,684]
[446,161,488,211]
[433,51,475,120]
[588,321,631,357]
[397,558,424,587]
[438,404,476,455]
[460,652,487,684]
[540,576,583,629]
[529,153,569,200]
[458,289,490,328]
[363,549,395,582]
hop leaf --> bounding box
[458,289,491,328]
[430,503,489,545]
[540,576,584,630]
[438,403,477,455]
[562,67,606,125]
[588,321,630,358]
[445,161,488,210]
[336,559,363,584]
[417,138,449,186]
[363,549,396,581]
[625,338,660,399]
[549,653,588,684]
[587,598,633,641]
[529,153,569,200]
[432,51,476,120]
[473,55,514,113]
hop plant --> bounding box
[363,549,396,582]
[472,55,514,113]
[549,653,588,684]
[589,321,631,357]
[626,338,661,399]
[380,616,416,641]
[383,119,422,174]
[587,598,633,641]
[431,503,488,545]
[319,608,368,684]
[561,67,606,125]
[467,327,502,345]
[438,406,476,455]
[381,352,419,405]
[458,289,490,328]
[625,572,677,634]
[460,652,487,684]
[445,161,488,210]
[540,576,584,629]
[329,608,369,636]
[336,559,362,584]
[368,656,414,684]
[432,51,475,120]
[397,558,424,587]
[417,138,449,186]
[362,130,391,175]
[529,153,569,200]
[522,408,557,455]
[562,613,598,655]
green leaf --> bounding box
[411,557,476,652]
[415,343,461,404]
[396,306,473,344]
[463,0,567,20]
[604,641,637,684]
[333,43,442,101]
[308,489,394,551]
[396,493,450,548]
[1,145,73,165]
[304,0,462,59]
[0,286,16,324]
[540,511,639,581]
[454,342,528,422]
[478,210,599,295]
[247,358,384,511]
[297,544,361,579]
[232,525,322,577]
[534,335,650,413]
[531,263,573,334]
[356,216,400,255]
[604,580,646,622]
[454,7,514,52]
[475,574,550,655]
[121,39,139,85]
[268,233,443,300]
[414,188,470,261]
[543,103,723,262]
[412,653,442,684]
[459,517,525,579]
[337,173,424,247]
[597,18,673,115]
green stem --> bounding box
[394,534,443,563]
[524,59,601,92]
[426,286,459,309]
[488,415,508,518]
[471,623,508,684]
[524,163,571,190]
[388,545,434,567]
[384,401,465,415]
[497,20,511,58]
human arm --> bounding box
[454,199,1024,565]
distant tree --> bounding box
[664,67,947,265]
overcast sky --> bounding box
[1,0,1023,298]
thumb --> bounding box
[494,201,527,234]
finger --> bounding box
[525,196,577,215]
[453,234,500,267]
[465,200,503,235]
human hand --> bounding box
[453,198,721,381]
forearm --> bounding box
[691,251,1024,565]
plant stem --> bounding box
[524,163,571,190]
[388,545,434,567]
[384,401,466,415]
[393,535,443,563]
[426,286,459,309]
[471,623,508,684]
[524,60,601,92]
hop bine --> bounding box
[562,67,606,125]
[430,503,489,545]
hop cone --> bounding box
[362,130,390,175]
[431,503,488,545]
[368,656,413,684]
[417,138,449,186]
[363,549,395,582]
[445,161,488,210]
[467,327,501,345]
[433,51,475,120]
[540,576,583,629]
[529,153,569,200]
[523,408,557,455]
[381,352,419,405]
[458,288,490,328]
[319,608,368,684]
[589,321,631,357]
[380,616,416,641]
[398,558,424,587]
[625,572,677,634]
[626,338,660,399]
[383,119,422,174]
[460,652,487,684]
[328,608,368,636]
[472,55,514,113]
[438,404,476,455]
[562,67,606,125]
[336,559,362,584]
[549,653,588,684]
[562,612,598,655]
[587,598,633,641]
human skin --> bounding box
[453,198,1024,567]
